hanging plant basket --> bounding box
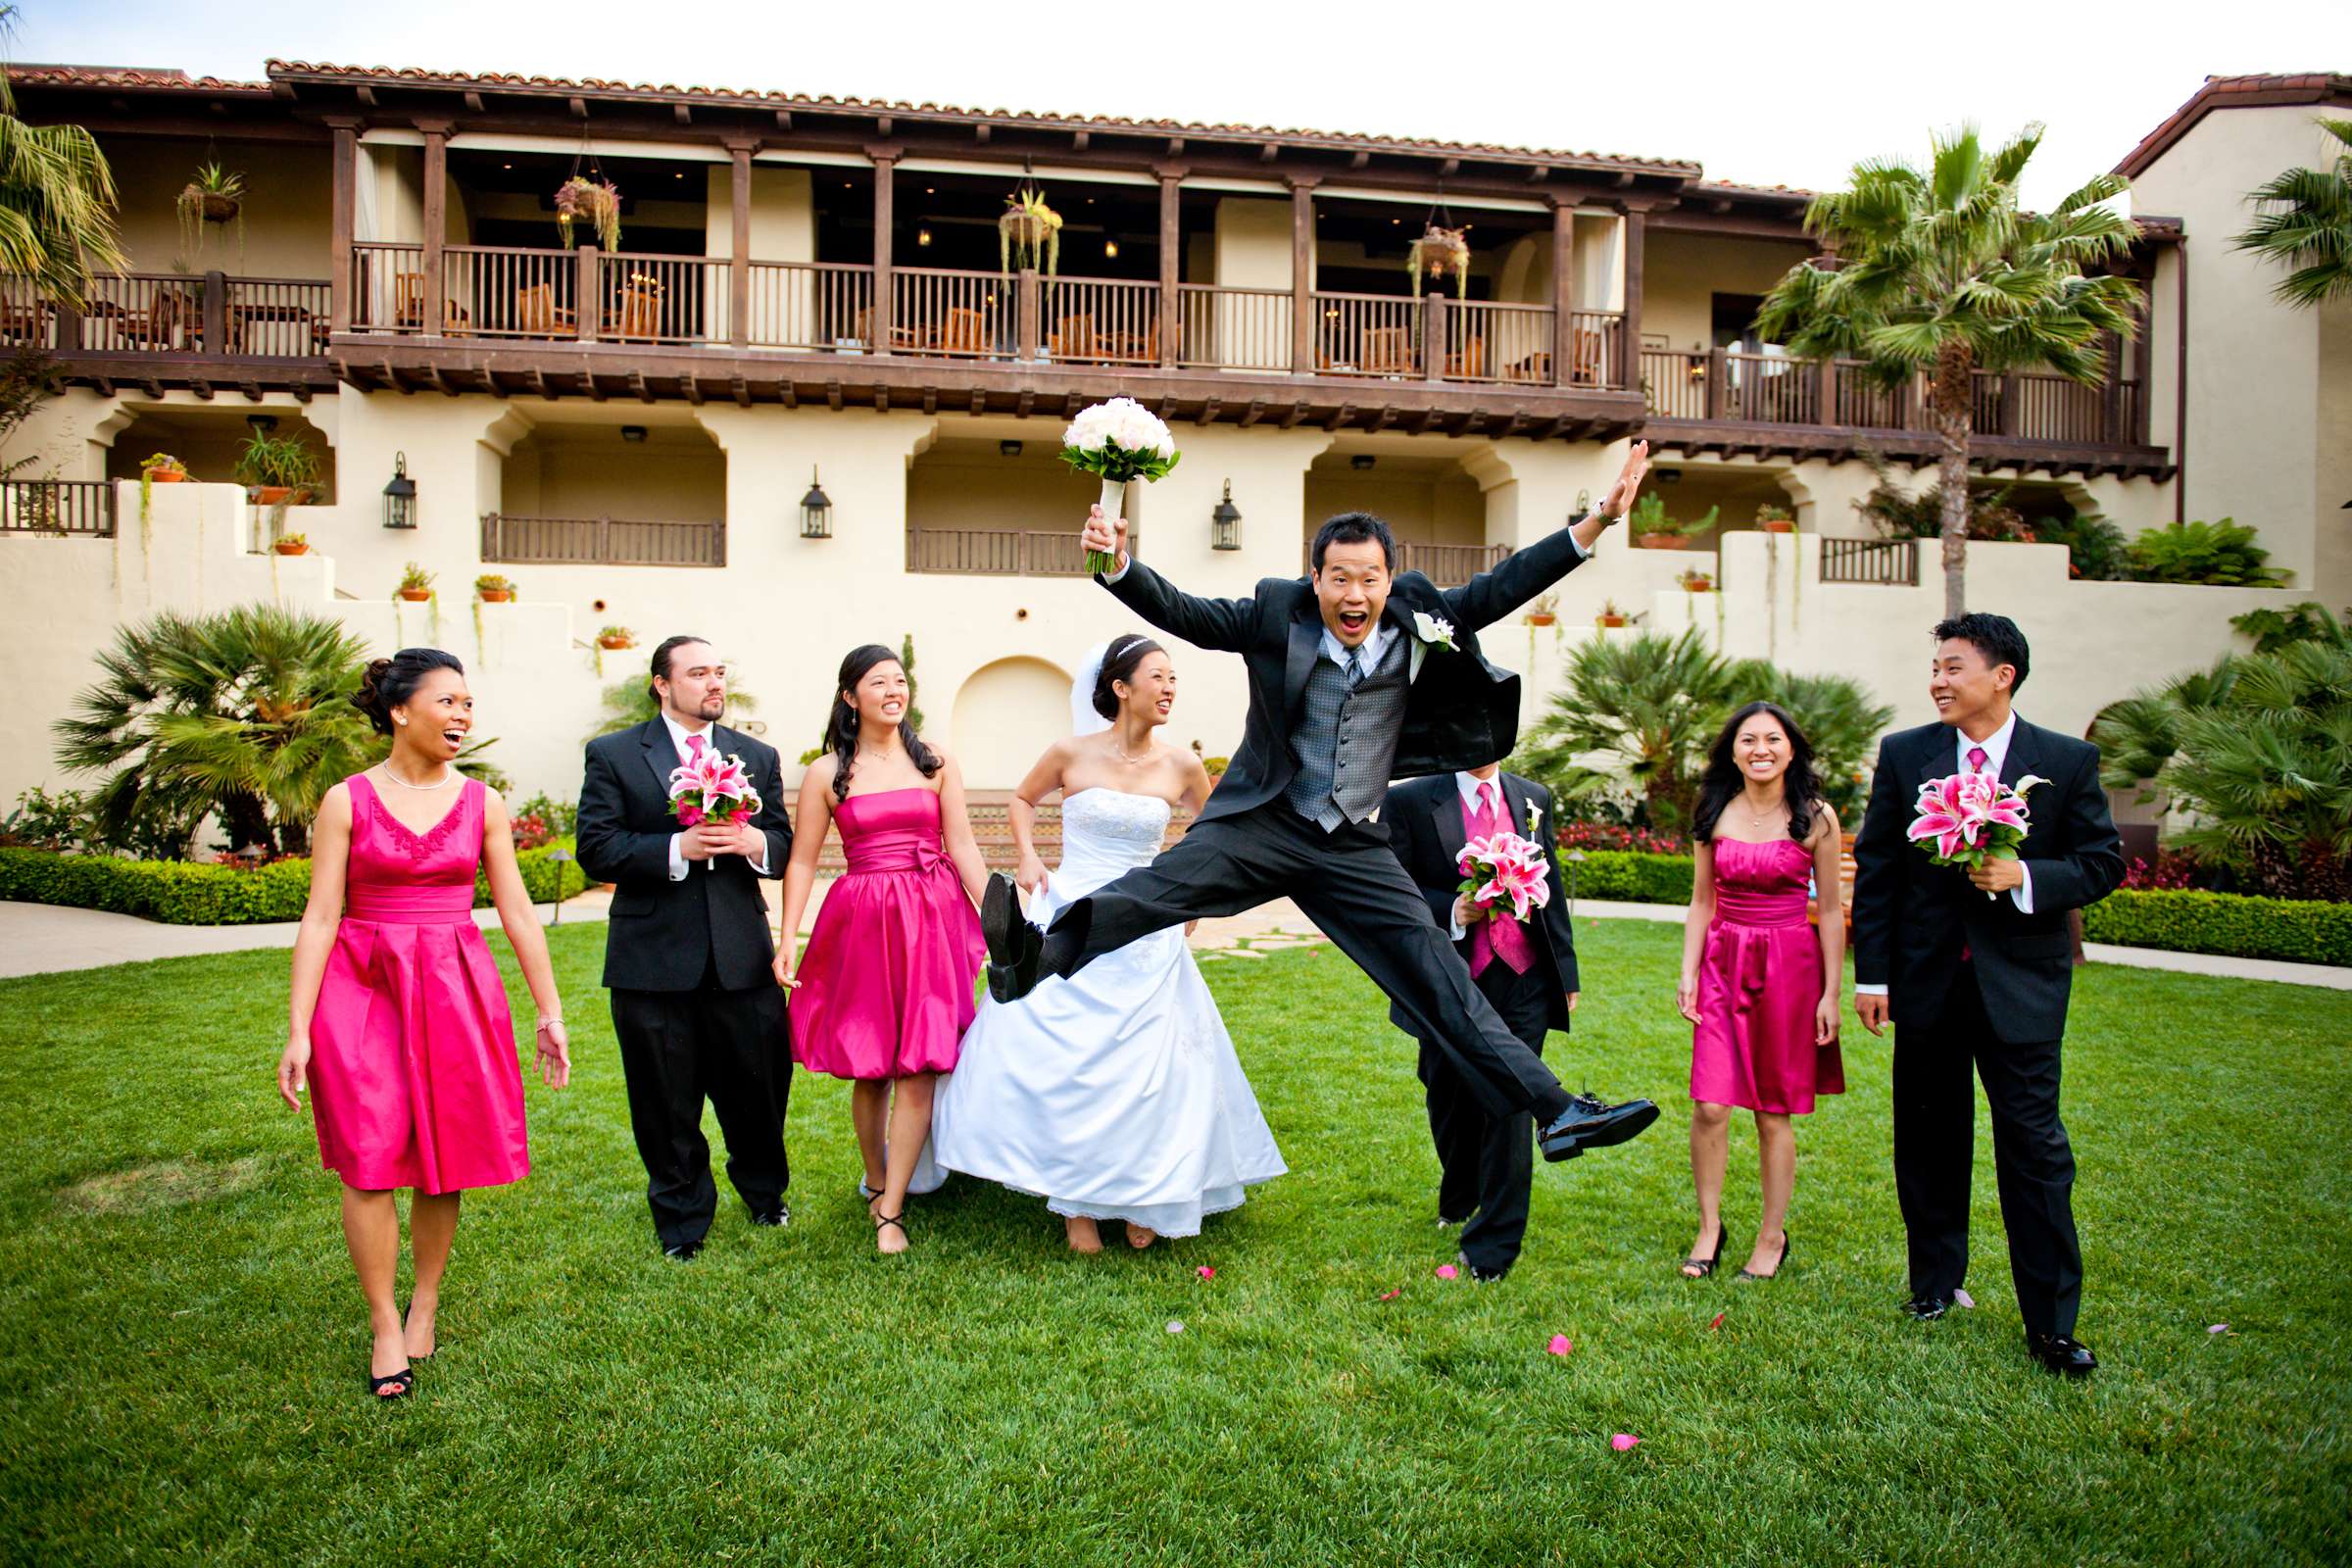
[999,186,1063,277]
[555,177,624,253]
[1407,225,1472,298]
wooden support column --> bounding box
[1705,346,1727,419]
[1423,290,1446,383]
[869,147,899,354]
[2101,328,2124,443]
[1549,198,1575,388]
[202,270,227,357]
[418,120,450,339]
[1618,205,1646,391]
[1288,175,1319,375]
[1156,168,1183,368]
[1017,268,1042,362]
[1815,356,1837,426]
[1998,370,2022,437]
[575,242,601,345]
[328,120,359,334]
[728,139,755,350]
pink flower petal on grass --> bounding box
[1435,1263,1459,1281]
[1164,1320,1185,1335]
[1378,1289,1401,1301]
[1546,1335,1573,1356]
[2208,1323,2230,1335]
[1708,1311,1726,1331]
[1952,1288,1976,1309]
[1197,1265,1215,1280]
[1610,1434,1642,1451]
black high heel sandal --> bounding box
[1681,1221,1730,1279]
[401,1299,436,1362]
[368,1365,415,1400]
[1738,1230,1791,1282]
[872,1209,908,1249]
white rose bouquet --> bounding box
[1061,397,1181,575]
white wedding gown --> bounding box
[931,787,1287,1237]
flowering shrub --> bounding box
[1554,820,1690,857]
[511,811,554,853]
[2122,851,2203,891]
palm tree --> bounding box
[588,673,760,745]
[1756,124,2143,615]
[1515,629,1743,831]
[0,6,127,310]
[56,606,378,856]
[1724,663,1898,821]
[2233,119,2352,308]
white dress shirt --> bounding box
[1854,710,2033,995]
[664,712,770,879]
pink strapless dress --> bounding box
[1690,837,1844,1115]
[793,787,985,1080]
[307,775,530,1193]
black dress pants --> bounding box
[1420,959,1552,1275]
[1040,801,1572,1124]
[1891,963,2083,1336]
[610,956,792,1250]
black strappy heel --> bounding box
[402,1299,436,1362]
[1739,1230,1791,1282]
[1681,1221,1730,1279]
[873,1209,908,1248]
[368,1365,415,1400]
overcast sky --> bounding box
[17,0,2349,212]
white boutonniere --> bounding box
[1411,612,1457,653]
[1526,799,1544,835]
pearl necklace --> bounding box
[381,760,459,790]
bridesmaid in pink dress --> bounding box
[279,649,570,1400]
[1676,701,1847,1283]
[775,645,988,1253]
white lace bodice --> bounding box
[1050,788,1175,903]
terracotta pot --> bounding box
[1684,578,1714,593]
[478,589,514,603]
[271,540,310,556]
[1525,612,1557,627]
[1761,519,1796,533]
[397,588,433,602]
[597,636,633,650]
[1597,613,1627,628]
[1638,533,1690,550]
[252,485,308,506]
[146,468,188,483]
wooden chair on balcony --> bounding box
[938,307,988,355]
[1048,314,1100,362]
[0,296,51,345]
[1445,335,1488,379]
[852,306,925,352]
[605,281,663,341]
[115,288,192,352]
[1570,328,1606,386]
[514,283,577,337]
[393,272,471,335]
[1359,326,1414,377]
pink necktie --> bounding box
[1967,746,1987,774]
[686,731,708,760]
[1466,783,1534,979]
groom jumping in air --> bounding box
[982,442,1659,1163]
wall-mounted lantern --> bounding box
[1210,480,1242,552]
[382,451,417,530]
[800,468,833,539]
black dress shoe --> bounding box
[1901,1294,1951,1321]
[750,1204,790,1229]
[662,1240,704,1262]
[1537,1094,1660,1161]
[1459,1250,1509,1285]
[2026,1331,2098,1377]
[980,873,1047,1003]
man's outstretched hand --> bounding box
[1596,439,1652,523]
[1080,505,1130,573]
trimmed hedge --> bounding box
[2082,888,2352,968]
[1564,851,1696,906]
[0,842,588,927]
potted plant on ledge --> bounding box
[474,574,517,604]
[272,533,310,557]
[597,625,636,651]
[1679,565,1716,593]
[1631,493,1719,551]
[1596,599,1629,628]
[1524,593,1559,628]
[1756,502,1795,534]
[234,430,321,508]
[395,563,435,602]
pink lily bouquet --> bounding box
[1907,769,2046,898]
[1456,832,1553,921]
[667,749,761,828]
[1062,397,1180,575]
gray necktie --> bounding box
[1344,646,1366,690]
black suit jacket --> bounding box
[1383,772,1580,1036]
[1851,717,2122,1042]
[576,718,793,992]
[1102,526,1592,825]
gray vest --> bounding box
[1284,629,1411,830]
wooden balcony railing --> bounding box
[352,242,428,333]
[746,261,874,351]
[1820,537,1919,586]
[0,271,332,358]
[906,526,1091,576]
[1042,276,1162,366]
[1444,301,1553,385]
[0,478,116,536]
[1299,539,1510,586]
[440,245,580,339]
[1642,347,2148,447]
[1564,309,1621,389]
[889,267,1015,359]
[480,513,726,567]
[1178,284,1291,372]
[1316,291,1423,376]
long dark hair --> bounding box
[354,648,465,736]
[1092,633,1165,720]
[1692,701,1823,843]
[825,644,940,804]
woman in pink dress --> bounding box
[279,649,570,1401]
[775,644,988,1253]
[1676,701,1846,1283]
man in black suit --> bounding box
[1853,612,2122,1375]
[982,443,1657,1162]
[577,635,795,1260]
[1386,764,1647,1282]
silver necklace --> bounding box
[1111,732,1152,765]
[381,760,459,790]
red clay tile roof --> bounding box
[6,65,273,93]
[254,60,1700,175]
[2115,72,2352,177]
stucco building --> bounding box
[1,64,2343,803]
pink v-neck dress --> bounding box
[306,774,530,1193]
[791,787,985,1081]
[1690,836,1844,1115]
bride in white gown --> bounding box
[931,634,1287,1251]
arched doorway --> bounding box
[951,657,1073,789]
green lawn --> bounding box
[3,922,2347,1565]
